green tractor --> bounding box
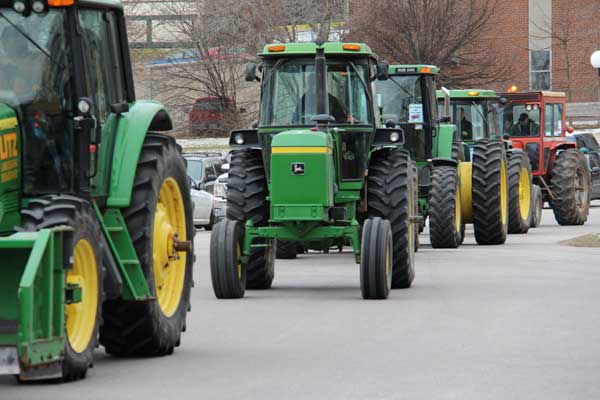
[0,0,193,382]
[435,89,534,233]
[376,65,509,247]
[210,42,418,300]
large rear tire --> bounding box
[360,218,393,300]
[530,184,543,228]
[472,140,508,245]
[227,149,275,289]
[429,166,462,248]
[21,196,103,381]
[507,152,532,234]
[367,149,415,289]
[100,133,194,357]
[549,149,591,225]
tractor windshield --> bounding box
[500,104,541,137]
[376,75,422,124]
[0,9,73,193]
[259,59,372,126]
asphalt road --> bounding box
[2,203,600,400]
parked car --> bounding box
[568,133,600,200]
[189,97,236,135]
[184,152,227,229]
[213,166,229,222]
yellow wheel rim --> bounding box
[153,177,187,317]
[455,180,462,234]
[65,239,98,354]
[500,160,508,225]
[518,167,531,220]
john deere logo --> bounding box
[291,163,305,175]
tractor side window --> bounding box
[78,9,124,123]
[553,104,563,136]
[544,104,553,136]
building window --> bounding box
[530,50,551,90]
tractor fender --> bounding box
[437,124,456,158]
[431,157,458,168]
[107,101,173,208]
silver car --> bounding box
[213,164,229,222]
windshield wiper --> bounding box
[0,11,65,71]
[471,101,490,127]
[389,77,419,104]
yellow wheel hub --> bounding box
[153,177,187,317]
[518,167,531,220]
[66,239,98,354]
[500,160,508,225]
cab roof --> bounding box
[388,64,439,75]
[259,42,374,58]
[436,89,498,99]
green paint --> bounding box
[106,100,169,207]
[94,205,153,300]
[260,42,373,57]
[0,104,21,234]
[0,229,66,367]
[436,89,498,99]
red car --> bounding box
[189,97,235,135]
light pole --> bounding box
[590,51,600,101]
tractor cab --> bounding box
[375,65,443,162]
[435,89,504,160]
[238,42,394,185]
[498,91,573,176]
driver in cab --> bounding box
[509,113,539,136]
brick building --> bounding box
[349,0,600,103]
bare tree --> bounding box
[349,0,508,87]
[131,0,348,135]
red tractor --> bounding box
[499,91,591,225]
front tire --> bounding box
[549,149,591,225]
[360,218,393,300]
[100,133,194,357]
[472,140,508,245]
[367,149,415,289]
[429,166,462,248]
[21,196,103,381]
[227,149,275,289]
[210,219,245,298]
[530,184,543,228]
[507,152,532,234]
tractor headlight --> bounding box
[77,98,92,115]
[389,131,401,143]
[526,104,532,111]
[31,0,47,13]
[234,133,245,145]
[12,0,26,13]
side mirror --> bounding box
[376,61,389,81]
[567,126,574,134]
[244,63,259,82]
[221,163,230,172]
[441,86,451,119]
[110,101,129,115]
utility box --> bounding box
[270,131,334,221]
